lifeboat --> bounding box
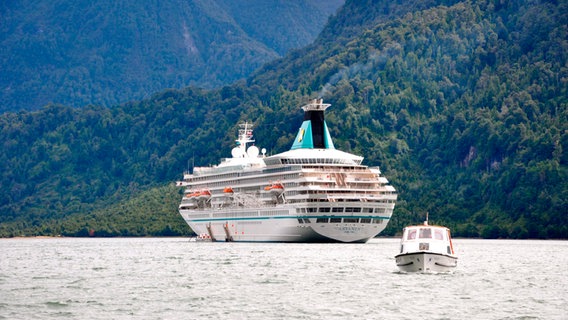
[185,190,211,200]
[196,190,211,200]
[395,214,457,273]
[264,183,284,195]
[223,187,234,194]
[184,191,200,199]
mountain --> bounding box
[0,0,344,112]
[0,0,566,238]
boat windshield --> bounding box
[419,228,431,239]
[406,227,446,240]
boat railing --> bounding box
[301,167,373,174]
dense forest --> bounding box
[0,0,343,112]
[0,0,566,238]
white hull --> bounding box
[180,205,391,243]
[395,252,457,273]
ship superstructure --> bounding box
[176,99,397,242]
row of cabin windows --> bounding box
[281,158,361,165]
[300,217,383,224]
[300,199,395,203]
[297,207,386,214]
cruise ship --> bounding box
[176,99,397,243]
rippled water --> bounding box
[0,238,566,319]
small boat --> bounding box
[264,182,284,195]
[395,214,457,273]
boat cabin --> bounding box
[399,225,455,256]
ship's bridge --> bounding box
[263,148,363,166]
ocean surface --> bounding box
[0,237,566,320]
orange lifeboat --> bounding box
[223,187,234,193]
[186,190,211,200]
[264,183,284,195]
[185,191,200,199]
[196,190,211,200]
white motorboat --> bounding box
[395,217,457,272]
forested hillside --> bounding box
[0,0,343,112]
[0,0,566,238]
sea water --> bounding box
[0,238,566,319]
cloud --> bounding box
[317,43,401,98]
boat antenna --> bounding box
[424,212,429,226]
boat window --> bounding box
[407,229,417,240]
[434,229,444,240]
[344,218,359,223]
[372,219,382,224]
[319,207,331,212]
[298,219,304,224]
[360,218,372,224]
[419,228,432,239]
[330,217,342,223]
[332,207,343,212]
[363,208,373,213]
[303,218,311,223]
[316,218,329,223]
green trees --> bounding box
[0,0,343,112]
[0,0,566,238]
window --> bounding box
[344,218,359,223]
[332,207,343,212]
[407,229,417,240]
[419,228,432,239]
[330,217,342,223]
[316,218,329,223]
[360,218,372,224]
[434,229,444,240]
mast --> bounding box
[231,121,260,159]
[236,121,255,151]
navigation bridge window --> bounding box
[314,217,376,224]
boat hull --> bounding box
[395,252,457,273]
[179,207,390,243]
